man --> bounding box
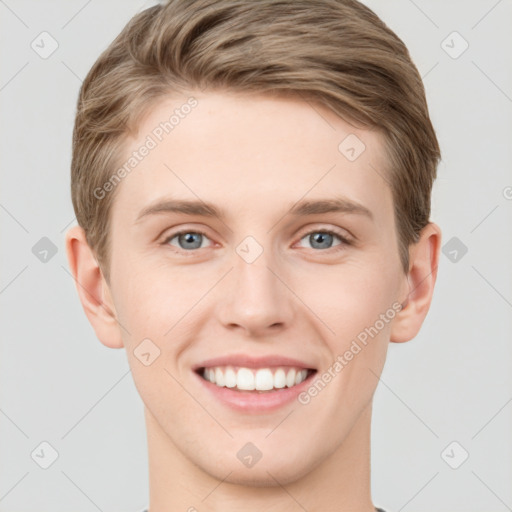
[65,1,441,510]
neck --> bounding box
[144,402,376,512]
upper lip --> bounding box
[192,354,317,371]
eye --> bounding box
[296,229,351,251]
[161,227,351,254]
[163,229,213,251]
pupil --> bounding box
[181,233,201,249]
[311,232,332,249]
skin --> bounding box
[66,91,441,512]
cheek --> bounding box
[294,261,399,340]
[297,270,394,429]
[112,256,201,335]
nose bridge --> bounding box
[219,236,294,333]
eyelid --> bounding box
[295,224,354,244]
[161,226,215,248]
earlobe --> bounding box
[64,225,124,349]
[390,222,442,343]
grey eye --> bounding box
[298,231,343,250]
[167,231,210,250]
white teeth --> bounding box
[215,367,225,387]
[255,369,274,391]
[295,369,307,385]
[274,368,286,389]
[237,368,255,390]
[286,368,296,388]
[201,366,311,391]
[224,367,237,388]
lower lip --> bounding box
[194,370,317,414]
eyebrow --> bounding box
[135,196,373,223]
[288,198,373,219]
[135,199,220,223]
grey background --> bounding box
[1,1,511,511]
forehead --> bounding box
[110,91,392,225]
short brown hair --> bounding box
[70,0,440,283]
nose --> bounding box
[216,246,295,337]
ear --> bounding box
[65,225,124,349]
[390,222,442,343]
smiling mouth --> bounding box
[196,366,317,393]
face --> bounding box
[104,91,408,485]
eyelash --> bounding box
[297,229,352,251]
[162,227,352,254]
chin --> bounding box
[200,455,314,488]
